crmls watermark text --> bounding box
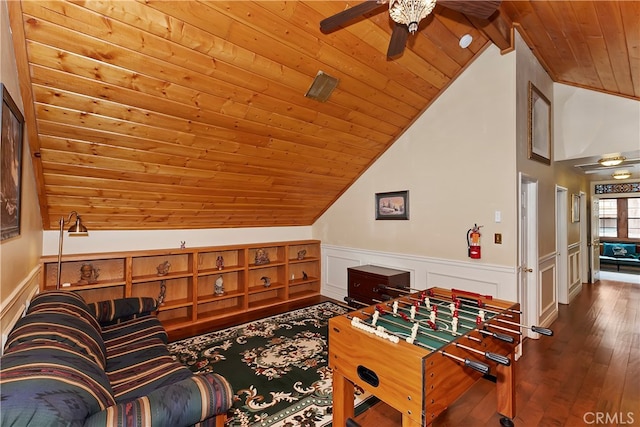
[583,412,635,425]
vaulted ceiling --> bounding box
[7,1,639,231]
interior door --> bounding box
[590,197,600,283]
[519,175,538,341]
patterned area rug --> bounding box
[168,302,377,426]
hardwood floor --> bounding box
[168,277,639,427]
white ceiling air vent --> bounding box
[305,71,339,102]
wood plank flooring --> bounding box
[169,275,639,427]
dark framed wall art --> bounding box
[527,81,551,165]
[1,84,25,241]
[375,190,409,220]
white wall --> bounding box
[1,0,44,344]
[314,44,519,303]
[554,84,640,161]
[42,226,313,256]
[314,44,517,266]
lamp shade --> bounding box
[68,215,88,235]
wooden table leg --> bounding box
[333,369,355,425]
[496,361,516,419]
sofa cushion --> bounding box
[106,337,193,403]
[87,297,157,326]
[101,314,168,349]
[0,341,115,426]
[27,290,103,332]
[84,374,232,427]
[602,242,637,258]
[4,311,107,368]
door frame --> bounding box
[556,186,569,304]
[518,173,539,340]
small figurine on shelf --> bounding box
[76,263,99,285]
[261,276,271,288]
[254,248,270,265]
[215,275,225,295]
[180,241,186,249]
[297,249,306,260]
[157,261,171,276]
[158,280,167,306]
[302,271,308,280]
[216,256,224,270]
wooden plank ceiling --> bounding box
[8,1,639,231]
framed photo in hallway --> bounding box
[571,194,580,223]
[375,190,409,220]
[1,84,24,241]
[527,81,551,165]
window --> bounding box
[599,197,640,239]
[599,199,617,237]
[629,199,640,238]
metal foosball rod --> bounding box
[372,299,484,343]
[378,297,515,347]
[346,312,492,376]
[383,286,553,337]
[370,305,511,367]
[401,294,523,337]
[423,290,554,336]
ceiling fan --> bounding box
[320,0,502,59]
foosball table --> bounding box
[329,286,553,427]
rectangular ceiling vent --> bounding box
[305,71,339,102]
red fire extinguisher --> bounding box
[467,224,483,259]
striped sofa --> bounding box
[0,290,233,427]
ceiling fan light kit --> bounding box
[389,0,437,34]
[598,155,626,167]
[320,0,501,59]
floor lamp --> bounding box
[57,211,89,289]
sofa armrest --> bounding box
[84,373,233,427]
[87,297,158,325]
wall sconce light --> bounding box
[612,170,631,180]
[598,155,626,167]
[57,211,89,289]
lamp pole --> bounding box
[56,211,88,289]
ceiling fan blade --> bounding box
[387,23,409,59]
[320,0,387,33]
[437,0,502,19]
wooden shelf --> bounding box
[41,240,321,330]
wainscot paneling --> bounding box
[321,244,517,305]
[1,266,40,354]
[567,243,582,304]
[538,252,558,332]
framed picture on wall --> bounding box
[375,190,409,220]
[527,81,551,165]
[1,84,25,241]
[571,194,580,223]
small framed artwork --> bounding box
[375,190,409,220]
[527,81,551,165]
[571,194,580,223]
[1,84,25,241]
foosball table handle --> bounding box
[531,325,554,336]
[492,331,515,343]
[464,359,490,375]
[485,352,511,366]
